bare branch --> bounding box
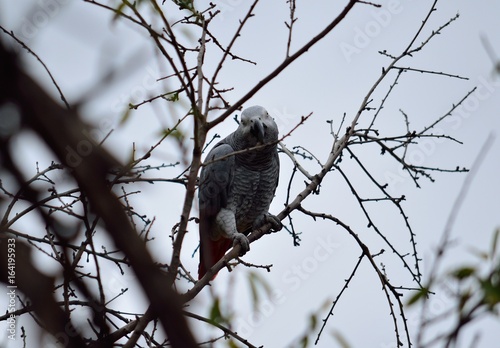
[0,26,70,109]
[207,0,360,128]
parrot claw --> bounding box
[253,213,282,232]
[267,214,282,232]
[232,233,250,256]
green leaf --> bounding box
[209,297,222,324]
[113,2,127,22]
[406,287,430,306]
[165,91,179,102]
[300,335,308,348]
[458,290,472,311]
[160,128,184,142]
[227,340,239,348]
[172,0,195,13]
[309,313,317,330]
[119,107,132,125]
[468,245,489,260]
[332,330,351,348]
[451,266,476,280]
[247,271,272,311]
[481,278,500,308]
[490,228,500,259]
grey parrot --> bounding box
[198,105,282,279]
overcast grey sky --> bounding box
[1,0,499,347]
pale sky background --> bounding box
[0,0,499,347]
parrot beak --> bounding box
[251,119,265,143]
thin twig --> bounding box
[416,132,496,347]
[0,26,70,109]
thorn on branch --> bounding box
[357,1,382,7]
[234,257,273,272]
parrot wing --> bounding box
[198,141,235,279]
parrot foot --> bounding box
[232,233,250,256]
[267,213,283,232]
[253,213,283,232]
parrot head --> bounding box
[237,105,279,147]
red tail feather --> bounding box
[198,238,232,280]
